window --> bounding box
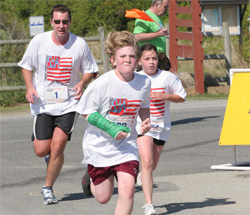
[201,6,240,35]
[202,7,222,32]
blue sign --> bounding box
[29,16,44,36]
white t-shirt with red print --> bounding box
[136,69,186,141]
[18,31,98,116]
[76,70,151,167]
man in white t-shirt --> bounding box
[18,4,98,205]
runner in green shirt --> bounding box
[133,0,169,54]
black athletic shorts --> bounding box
[32,112,78,141]
[137,134,165,146]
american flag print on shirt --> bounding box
[46,56,73,84]
[107,98,142,127]
[109,98,142,116]
[150,88,165,117]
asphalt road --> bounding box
[1,99,249,215]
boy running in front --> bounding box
[76,31,151,215]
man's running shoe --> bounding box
[41,186,58,205]
[81,170,92,196]
[142,203,158,215]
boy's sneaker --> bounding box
[41,186,58,205]
[142,203,158,215]
[137,172,142,186]
[81,170,92,196]
[44,154,50,164]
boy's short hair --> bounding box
[50,5,71,21]
[105,31,140,68]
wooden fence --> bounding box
[1,25,231,92]
[169,0,205,94]
[0,27,109,92]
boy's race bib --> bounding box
[106,115,133,129]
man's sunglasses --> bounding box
[53,20,69,25]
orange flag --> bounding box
[125,9,154,22]
[125,9,163,29]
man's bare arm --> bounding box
[22,68,39,104]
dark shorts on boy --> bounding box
[32,112,78,141]
[137,134,165,146]
[88,160,139,185]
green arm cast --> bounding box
[87,112,131,139]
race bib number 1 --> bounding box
[45,86,68,103]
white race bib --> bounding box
[150,117,164,132]
[106,115,133,129]
[45,86,68,103]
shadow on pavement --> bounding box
[172,116,219,126]
[60,192,90,201]
[59,184,150,201]
[157,198,236,214]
